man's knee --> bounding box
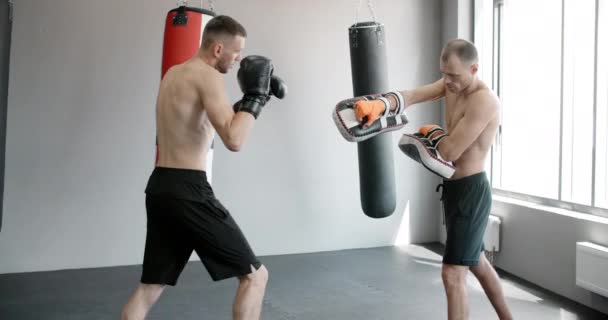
[442,264,468,288]
[239,264,269,287]
[470,255,491,278]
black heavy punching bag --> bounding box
[349,22,396,218]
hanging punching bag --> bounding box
[161,6,216,77]
[349,22,396,219]
[157,6,216,178]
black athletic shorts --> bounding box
[439,172,492,266]
[141,167,261,285]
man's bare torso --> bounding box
[156,59,215,171]
[444,81,499,179]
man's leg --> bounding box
[121,283,165,320]
[470,254,513,320]
[442,264,470,320]
[233,265,269,320]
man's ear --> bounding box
[470,63,479,75]
[213,42,224,58]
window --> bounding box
[595,0,608,208]
[475,0,608,216]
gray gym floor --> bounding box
[1,244,607,320]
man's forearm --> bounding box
[384,89,439,112]
[221,112,255,151]
[399,89,439,108]
[371,84,443,113]
[396,79,445,109]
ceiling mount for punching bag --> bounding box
[349,1,397,218]
[172,6,190,26]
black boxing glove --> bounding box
[236,55,273,119]
[270,75,287,99]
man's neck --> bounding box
[198,50,217,69]
[461,77,481,96]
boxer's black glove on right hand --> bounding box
[270,75,287,99]
[236,55,274,119]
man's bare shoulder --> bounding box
[189,60,222,92]
[469,84,499,111]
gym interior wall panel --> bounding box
[491,199,608,314]
[210,0,444,256]
[0,0,11,232]
[0,0,443,274]
[0,0,171,273]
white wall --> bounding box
[492,199,608,314]
[212,0,445,256]
[442,0,473,42]
[0,0,443,274]
[0,0,165,274]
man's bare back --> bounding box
[122,16,284,320]
[156,59,218,171]
[443,80,499,179]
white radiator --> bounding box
[576,242,608,297]
[484,215,501,252]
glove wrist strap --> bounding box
[238,98,265,119]
[385,91,405,115]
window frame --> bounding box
[475,0,608,218]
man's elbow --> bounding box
[225,140,242,152]
[441,151,459,162]
[438,144,461,162]
[224,134,244,152]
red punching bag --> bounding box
[161,6,216,78]
[156,6,216,164]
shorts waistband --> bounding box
[152,166,207,183]
[145,167,212,201]
[443,171,488,187]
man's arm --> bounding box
[357,78,446,116]
[200,71,255,152]
[398,78,446,110]
[437,92,498,161]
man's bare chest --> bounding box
[445,96,469,130]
